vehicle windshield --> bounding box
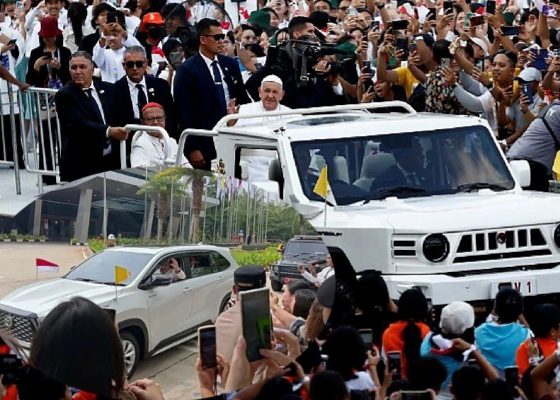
[291,126,515,206]
[64,251,154,286]
[284,241,328,260]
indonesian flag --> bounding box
[36,258,59,273]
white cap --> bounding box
[468,36,489,57]
[108,234,116,240]
[440,301,475,336]
[261,74,283,88]
[518,67,542,82]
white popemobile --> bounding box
[178,101,560,308]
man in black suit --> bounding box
[55,51,128,182]
[113,45,176,163]
[174,18,250,170]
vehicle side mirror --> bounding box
[139,275,172,290]
[268,159,284,199]
[509,160,531,188]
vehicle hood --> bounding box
[0,279,120,317]
[333,192,560,233]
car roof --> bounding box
[219,112,487,142]
[104,245,230,255]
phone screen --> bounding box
[391,19,409,30]
[428,7,436,20]
[522,83,533,104]
[199,326,217,369]
[240,287,271,362]
[359,329,373,349]
[441,57,451,68]
[476,58,484,71]
[443,1,454,13]
[486,0,496,13]
[505,366,519,389]
[387,351,401,377]
[501,26,519,36]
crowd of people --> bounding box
[0,0,557,186]
[4,253,560,400]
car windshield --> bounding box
[291,126,515,206]
[284,241,328,260]
[64,251,154,286]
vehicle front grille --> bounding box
[0,309,36,343]
[453,228,551,263]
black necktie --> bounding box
[211,60,226,112]
[136,84,147,115]
[84,88,104,124]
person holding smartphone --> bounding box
[215,266,266,363]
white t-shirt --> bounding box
[345,371,376,392]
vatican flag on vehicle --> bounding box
[313,166,337,206]
[553,152,560,179]
[114,265,130,284]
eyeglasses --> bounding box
[143,116,165,123]
[202,33,226,41]
[124,60,144,69]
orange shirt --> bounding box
[382,321,431,379]
[516,337,557,376]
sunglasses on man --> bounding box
[124,60,145,69]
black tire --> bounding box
[219,293,231,313]
[271,278,283,292]
[120,330,141,378]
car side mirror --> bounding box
[268,159,284,199]
[139,275,172,290]
[510,160,531,188]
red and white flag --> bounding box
[36,258,59,273]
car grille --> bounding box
[0,309,37,343]
[278,264,302,277]
[454,228,551,263]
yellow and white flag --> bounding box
[553,152,560,180]
[313,166,337,206]
[114,265,131,284]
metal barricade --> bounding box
[123,124,174,169]
[18,87,61,193]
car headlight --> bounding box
[554,225,560,248]
[272,265,278,272]
[423,234,449,263]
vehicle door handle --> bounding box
[182,287,191,294]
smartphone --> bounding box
[363,60,373,92]
[198,325,217,369]
[522,83,533,104]
[42,51,52,60]
[106,11,117,23]
[503,11,515,25]
[390,19,409,30]
[532,49,549,70]
[500,25,519,36]
[504,366,519,389]
[240,287,272,362]
[370,20,380,30]
[401,391,433,400]
[428,7,436,20]
[475,58,484,71]
[470,15,485,26]
[0,354,21,375]
[441,57,451,68]
[359,328,373,349]
[395,37,409,57]
[542,5,558,17]
[7,39,16,46]
[387,351,402,378]
[464,12,474,29]
[486,0,496,13]
[409,41,418,53]
[444,0,454,13]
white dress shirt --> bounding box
[92,44,126,83]
[83,83,111,156]
[127,76,148,119]
[199,51,230,105]
[130,131,189,168]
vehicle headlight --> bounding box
[272,265,278,272]
[554,225,560,248]
[423,234,449,263]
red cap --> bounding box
[139,12,164,31]
[141,102,164,114]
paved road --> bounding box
[0,243,204,399]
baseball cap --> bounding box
[107,234,115,240]
[517,66,542,82]
[440,301,475,336]
[468,36,489,57]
